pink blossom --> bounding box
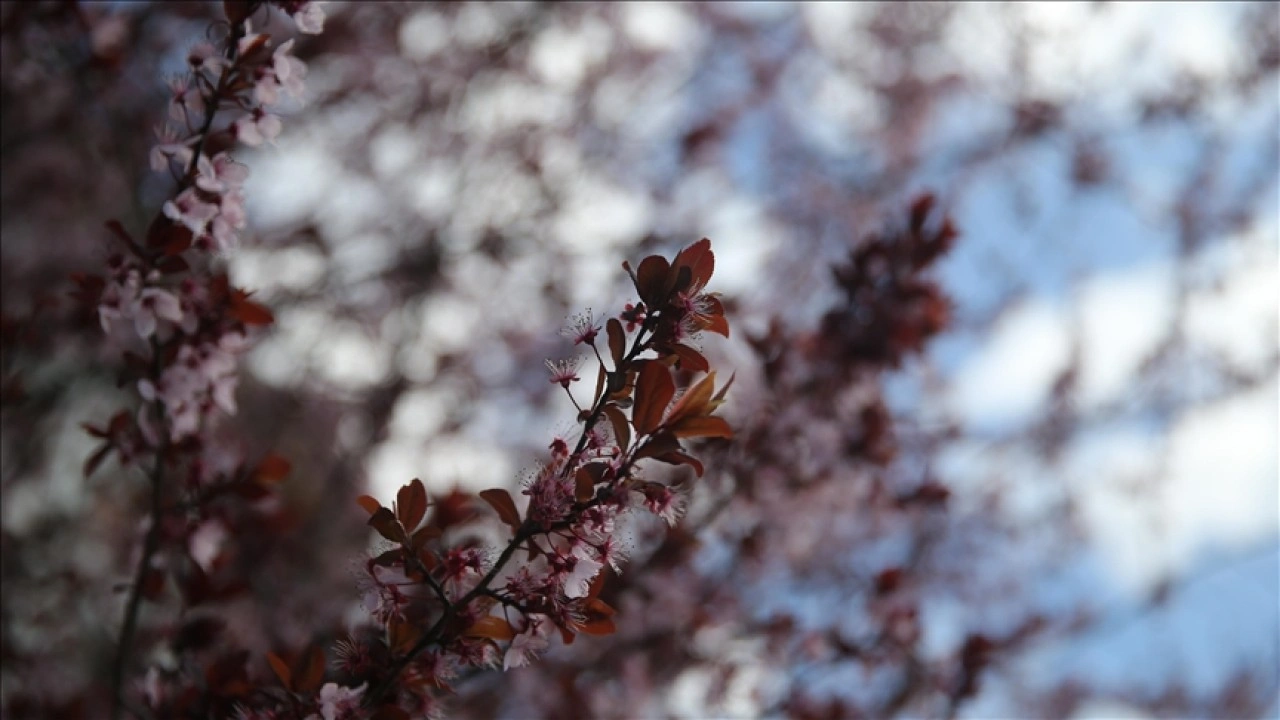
[256,40,307,106]
[150,125,194,173]
[641,484,686,526]
[293,2,326,35]
[545,356,583,388]
[523,464,574,529]
[561,309,600,346]
[315,683,365,720]
[195,153,249,194]
[188,520,227,572]
[187,42,223,73]
[562,548,603,599]
[132,287,185,338]
[163,188,219,234]
[234,109,282,147]
[504,615,552,671]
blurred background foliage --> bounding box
[2,2,1277,718]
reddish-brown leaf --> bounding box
[672,238,714,292]
[606,318,626,367]
[388,618,421,654]
[478,489,521,530]
[586,568,609,600]
[396,478,428,531]
[654,450,704,477]
[370,708,411,720]
[603,404,631,452]
[576,597,618,636]
[635,255,671,307]
[670,415,733,440]
[712,371,735,406]
[632,361,675,435]
[410,524,442,550]
[701,312,730,338]
[574,467,595,504]
[669,343,710,373]
[465,616,516,641]
[368,507,405,544]
[593,361,606,406]
[83,445,112,479]
[355,495,381,516]
[230,295,274,326]
[665,371,717,427]
[634,431,681,461]
[266,652,292,690]
[296,645,326,694]
[255,454,291,484]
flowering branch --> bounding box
[67,2,326,718]
[343,239,733,716]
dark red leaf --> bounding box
[229,293,274,326]
[83,445,112,478]
[603,404,631,452]
[672,238,714,292]
[410,524,442,549]
[670,415,733,440]
[634,430,681,461]
[478,489,521,530]
[355,495,381,516]
[368,507,406,544]
[295,645,325,694]
[266,652,292,690]
[465,616,516,641]
[635,255,671,307]
[396,478,428,531]
[654,451,704,477]
[254,454,291,484]
[606,318,626,367]
[669,343,709,373]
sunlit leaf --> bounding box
[465,616,516,642]
[669,343,709,373]
[355,495,381,516]
[603,404,631,452]
[665,371,717,427]
[670,415,733,440]
[632,361,675,435]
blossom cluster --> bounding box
[69,3,335,719]
[80,2,322,453]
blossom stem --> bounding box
[110,341,171,720]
